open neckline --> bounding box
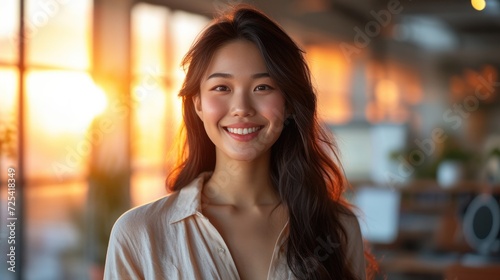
[198,210,289,280]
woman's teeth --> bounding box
[227,127,261,135]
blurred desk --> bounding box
[445,263,500,280]
[379,252,458,275]
[378,251,500,278]
[352,180,500,279]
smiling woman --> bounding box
[194,40,286,163]
[105,5,375,280]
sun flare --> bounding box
[27,71,107,135]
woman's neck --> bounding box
[203,150,279,209]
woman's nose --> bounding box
[230,91,256,117]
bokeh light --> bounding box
[471,0,486,11]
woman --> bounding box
[105,5,374,280]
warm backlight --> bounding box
[306,45,352,124]
[27,71,107,135]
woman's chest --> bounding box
[202,206,288,279]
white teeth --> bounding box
[227,127,261,135]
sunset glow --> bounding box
[27,71,107,135]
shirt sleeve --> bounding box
[104,212,143,280]
[343,214,367,280]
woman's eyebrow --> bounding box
[252,72,270,79]
[206,72,270,80]
[206,72,232,80]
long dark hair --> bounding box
[167,5,376,279]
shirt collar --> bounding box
[168,172,212,224]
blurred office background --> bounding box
[0,0,499,279]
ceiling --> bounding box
[274,0,500,62]
[143,0,500,64]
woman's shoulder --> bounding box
[110,192,181,240]
[111,173,208,237]
[338,207,361,230]
[336,206,363,245]
[337,206,366,279]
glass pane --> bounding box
[131,8,209,163]
[168,11,209,127]
[26,0,92,69]
[131,3,170,75]
[171,10,210,99]
[131,78,168,170]
[24,181,88,279]
[0,0,19,63]
[25,70,107,179]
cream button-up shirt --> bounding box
[104,173,366,280]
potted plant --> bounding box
[485,147,500,185]
[436,141,472,188]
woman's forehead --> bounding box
[203,40,269,79]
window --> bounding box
[0,1,99,279]
[130,3,209,206]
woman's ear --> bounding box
[193,95,203,121]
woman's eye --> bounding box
[254,84,273,91]
[211,85,229,91]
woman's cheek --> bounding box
[202,96,227,121]
[262,95,286,123]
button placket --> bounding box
[197,211,239,278]
[217,247,226,254]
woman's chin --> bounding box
[221,148,269,163]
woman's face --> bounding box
[194,39,286,162]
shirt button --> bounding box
[218,247,225,254]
